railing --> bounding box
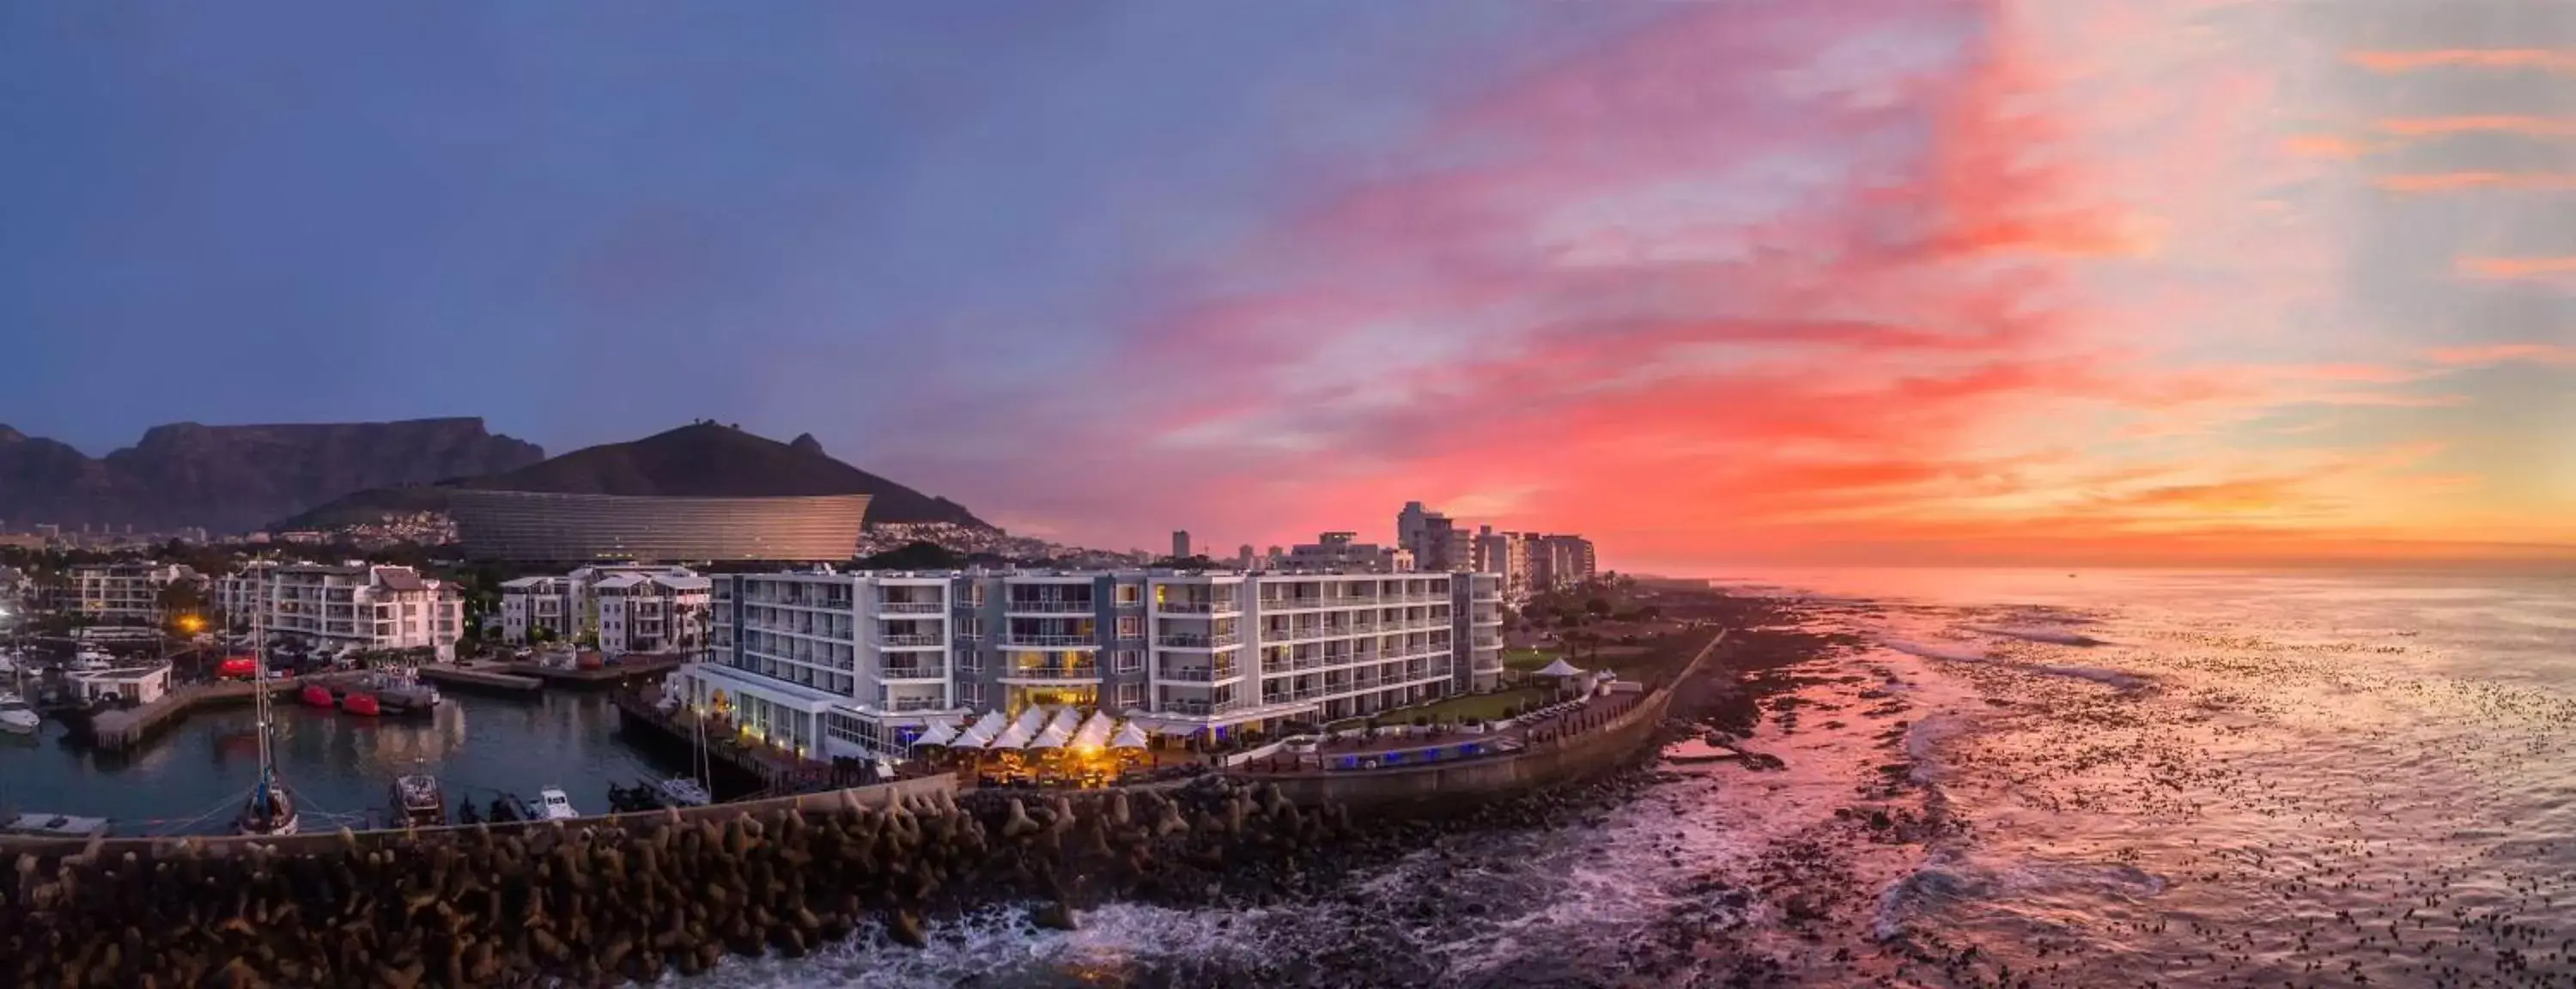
[999,663,1100,681]
[1157,599,1241,614]
[879,695,946,711]
[876,600,944,614]
[1158,699,1226,715]
[874,634,945,647]
[879,665,946,681]
[1002,633,1100,648]
[1155,632,1242,648]
[1160,664,1242,682]
[1005,599,1096,615]
[1261,597,1326,610]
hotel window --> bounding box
[1115,650,1143,673]
[1115,616,1141,639]
[1117,683,1144,707]
[959,683,982,705]
[1117,584,1142,604]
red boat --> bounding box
[216,655,259,680]
[342,693,382,717]
[301,684,336,708]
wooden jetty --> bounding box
[90,680,298,752]
[415,664,543,694]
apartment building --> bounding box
[1395,501,1464,571]
[500,565,712,656]
[1529,534,1599,589]
[1282,531,1413,573]
[214,561,276,628]
[1453,572,1506,692]
[680,567,1484,762]
[70,562,199,626]
[264,564,465,659]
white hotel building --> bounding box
[674,567,1506,761]
[499,565,712,657]
[220,562,465,660]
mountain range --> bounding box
[0,418,544,535]
[0,419,991,537]
[276,422,991,531]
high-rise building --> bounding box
[1528,534,1599,589]
[1283,531,1412,572]
[1171,531,1193,560]
[1394,501,1463,570]
[678,567,1476,761]
[1236,544,1256,570]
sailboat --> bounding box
[0,654,36,736]
[235,603,301,836]
[655,695,714,808]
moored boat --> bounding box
[529,786,580,821]
[236,607,301,837]
[390,772,448,828]
[300,684,336,707]
[0,691,39,736]
[655,777,713,808]
[342,692,381,717]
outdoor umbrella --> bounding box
[914,719,959,748]
[1109,721,1151,749]
[990,719,1033,750]
[1030,722,1071,750]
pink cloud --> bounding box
[2425,343,2576,366]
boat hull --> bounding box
[300,686,336,708]
[343,693,382,717]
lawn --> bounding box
[1503,647,1559,671]
[1325,685,1553,730]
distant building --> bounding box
[1394,501,1463,570]
[1236,544,1256,570]
[70,562,199,626]
[1170,531,1193,561]
[1529,534,1599,589]
[501,565,713,656]
[1283,531,1413,573]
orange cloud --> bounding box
[2347,50,2576,74]
[2377,173,2576,193]
[2426,343,2576,366]
[2375,116,2576,138]
[2458,257,2576,281]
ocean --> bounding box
[689,568,2576,987]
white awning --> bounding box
[1533,658,1588,677]
[990,719,1034,749]
[1014,706,1049,733]
[914,719,959,748]
[1109,721,1151,749]
[1072,711,1115,749]
[1030,723,1071,749]
[1047,707,1083,736]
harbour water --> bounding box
[0,689,687,834]
[677,567,2576,987]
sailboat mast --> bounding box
[253,574,274,782]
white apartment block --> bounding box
[264,563,465,660]
[70,562,199,625]
[499,565,712,657]
[677,566,1509,762]
[1283,531,1413,573]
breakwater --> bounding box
[90,680,298,752]
[0,774,1376,987]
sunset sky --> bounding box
[2,1,2568,572]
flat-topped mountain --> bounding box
[278,423,990,532]
[0,418,544,534]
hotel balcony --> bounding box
[1005,598,1096,616]
[1158,662,1243,683]
[878,664,947,683]
[1155,631,1243,649]
[1261,596,1326,611]
[1156,598,1242,615]
[876,598,945,614]
[878,695,947,712]
[1003,633,1102,649]
[873,633,947,650]
[999,661,1101,683]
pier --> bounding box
[611,690,836,794]
[416,664,544,693]
[502,652,689,687]
[88,679,297,752]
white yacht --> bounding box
[70,647,112,673]
[0,690,39,736]
[655,778,712,808]
[530,787,580,821]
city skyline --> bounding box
[3,2,2569,573]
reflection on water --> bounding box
[0,690,687,834]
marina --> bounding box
[0,687,692,836]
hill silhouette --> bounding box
[275,423,989,531]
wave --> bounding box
[1882,639,1989,662]
[1965,624,2108,646]
[1881,637,2153,690]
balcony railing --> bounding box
[876,600,944,614]
[1157,599,1241,614]
[1155,632,1242,649]
[879,695,947,711]
[1159,664,1242,682]
[874,634,945,648]
[1005,599,1096,615]
[1159,699,1218,715]
[879,665,946,681]
[999,663,1100,681]
[1003,633,1101,648]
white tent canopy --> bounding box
[1533,658,1589,677]
[1109,721,1151,749]
[914,719,960,748]
[1072,711,1115,749]
[1030,723,1072,750]
[951,709,1006,749]
[1047,707,1083,736]
[1014,706,1049,733]
[990,719,1034,750]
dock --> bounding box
[611,690,833,795]
[90,679,297,752]
[416,664,544,694]
[502,652,688,688]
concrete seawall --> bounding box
[1245,628,1728,811]
[89,680,298,752]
